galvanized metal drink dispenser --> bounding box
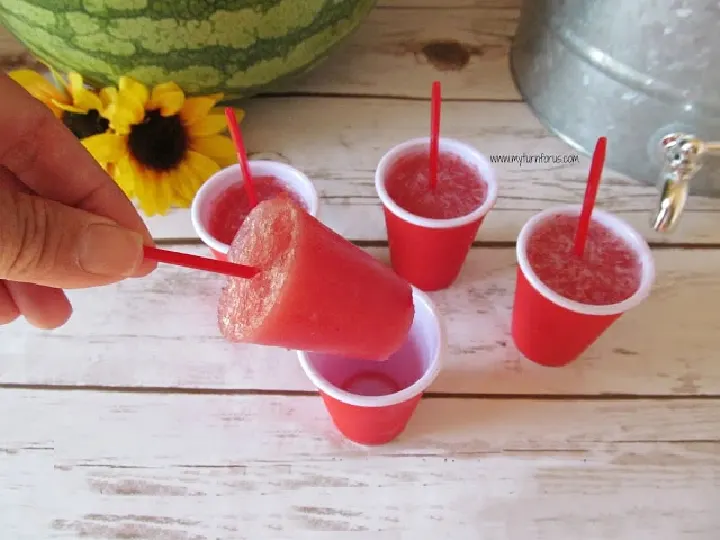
[509,0,720,233]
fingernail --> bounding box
[78,223,143,277]
[132,258,157,279]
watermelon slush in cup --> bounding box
[375,137,498,291]
[297,287,445,445]
[191,161,319,260]
[512,205,656,367]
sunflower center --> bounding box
[128,109,188,172]
[62,109,109,139]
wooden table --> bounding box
[2,1,720,538]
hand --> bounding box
[0,72,156,329]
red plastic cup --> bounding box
[512,205,656,367]
[297,288,445,445]
[375,137,498,291]
[190,161,319,260]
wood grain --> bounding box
[142,97,720,244]
[1,389,718,538]
[0,1,521,100]
[271,1,521,100]
[2,245,719,395]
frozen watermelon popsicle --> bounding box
[217,197,415,361]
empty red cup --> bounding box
[190,161,319,260]
[375,137,498,291]
[512,205,656,367]
[297,288,445,445]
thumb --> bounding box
[0,188,153,288]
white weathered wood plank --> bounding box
[1,390,718,538]
[271,2,520,100]
[2,245,719,395]
[142,97,720,244]
[0,1,521,100]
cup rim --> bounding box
[190,160,319,254]
[375,136,498,230]
[516,205,656,316]
[296,287,446,408]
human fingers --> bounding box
[0,163,83,322]
[0,73,156,276]
[4,281,72,329]
[0,163,74,326]
[0,282,20,325]
[0,187,145,289]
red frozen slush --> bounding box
[512,206,655,367]
[218,198,415,361]
[376,137,498,291]
[208,174,308,246]
[385,149,488,219]
[526,213,642,304]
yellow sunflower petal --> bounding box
[118,76,149,108]
[172,193,189,207]
[113,156,138,199]
[136,186,156,216]
[67,72,103,112]
[98,86,117,114]
[52,100,88,114]
[126,159,159,216]
[100,87,117,104]
[82,133,128,164]
[186,151,221,194]
[73,87,104,112]
[179,93,224,125]
[190,134,237,168]
[9,69,66,101]
[106,91,147,135]
[9,69,68,117]
[155,172,175,214]
[105,76,149,133]
[147,82,185,117]
[188,113,230,137]
[168,160,195,205]
[119,156,179,216]
[151,176,174,216]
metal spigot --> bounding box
[652,133,720,233]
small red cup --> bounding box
[297,288,445,445]
[375,137,498,291]
[512,205,656,367]
[190,161,319,260]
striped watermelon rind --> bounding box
[0,0,377,98]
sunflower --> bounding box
[10,69,112,142]
[84,76,241,216]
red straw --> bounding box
[573,136,608,258]
[429,81,442,190]
[224,107,258,208]
[143,246,258,279]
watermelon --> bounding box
[0,0,377,99]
